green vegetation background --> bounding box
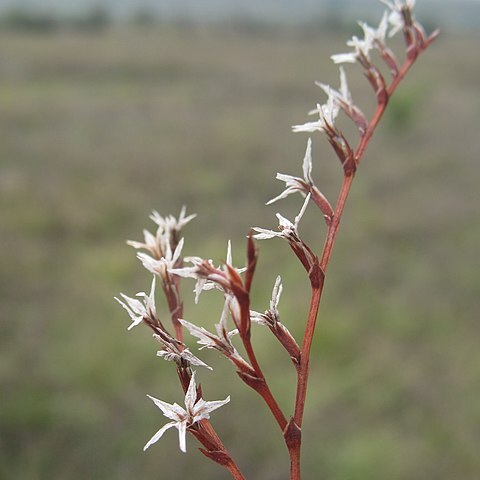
[1,21,479,480]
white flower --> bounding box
[150,205,196,232]
[137,237,185,280]
[153,334,212,370]
[313,67,367,135]
[380,0,416,37]
[127,228,163,258]
[292,94,339,133]
[252,193,310,241]
[330,14,386,68]
[179,299,239,354]
[315,67,352,109]
[156,347,212,371]
[266,138,314,205]
[144,372,230,453]
[331,30,374,65]
[115,276,157,330]
[250,277,300,361]
[359,11,389,46]
[128,206,195,260]
[202,241,247,292]
[250,276,283,326]
[170,241,245,304]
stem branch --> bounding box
[288,53,425,479]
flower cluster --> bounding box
[128,206,195,281]
[115,0,437,476]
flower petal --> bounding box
[184,372,198,412]
[302,138,313,184]
[176,420,188,453]
[146,394,186,421]
[143,421,177,451]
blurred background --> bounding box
[1,0,479,479]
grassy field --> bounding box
[1,23,479,479]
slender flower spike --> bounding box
[115,276,157,330]
[144,372,230,453]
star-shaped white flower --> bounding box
[315,67,352,110]
[127,227,164,258]
[137,237,185,280]
[313,67,367,135]
[266,138,314,205]
[170,241,245,304]
[144,371,230,453]
[150,205,197,238]
[153,334,212,370]
[179,298,239,355]
[380,0,416,37]
[128,206,195,261]
[250,276,300,362]
[331,21,378,66]
[292,94,339,133]
[359,11,389,46]
[250,276,283,327]
[252,193,310,241]
[115,276,157,330]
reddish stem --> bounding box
[293,281,324,425]
[288,51,427,479]
[289,445,301,480]
[193,420,246,480]
[243,337,288,431]
[226,462,247,480]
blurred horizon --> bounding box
[0,0,478,31]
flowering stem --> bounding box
[288,49,431,479]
